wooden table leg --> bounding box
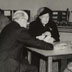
[60,59,67,72]
[46,57,52,72]
[28,51,31,64]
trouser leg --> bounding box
[20,63,38,72]
[0,58,20,72]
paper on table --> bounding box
[43,36,54,44]
[54,41,72,50]
[54,43,68,50]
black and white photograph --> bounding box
[0,0,72,72]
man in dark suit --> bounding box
[0,10,53,72]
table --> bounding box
[26,42,72,72]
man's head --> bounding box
[13,10,29,27]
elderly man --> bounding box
[0,10,53,72]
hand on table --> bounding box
[43,36,54,44]
[36,31,55,44]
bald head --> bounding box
[13,10,28,21]
[13,10,29,27]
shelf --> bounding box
[58,26,72,32]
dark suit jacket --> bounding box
[29,19,60,42]
[0,21,53,72]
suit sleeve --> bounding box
[17,29,53,50]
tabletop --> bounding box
[27,41,72,57]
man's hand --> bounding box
[36,31,54,44]
[43,36,54,44]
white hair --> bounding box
[13,10,28,21]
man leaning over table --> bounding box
[0,10,53,72]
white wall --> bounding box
[47,0,72,10]
[0,0,72,18]
[60,32,72,41]
[0,0,49,17]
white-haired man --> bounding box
[0,10,53,72]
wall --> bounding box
[59,32,72,41]
[0,0,49,17]
[47,0,72,10]
[0,0,72,19]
